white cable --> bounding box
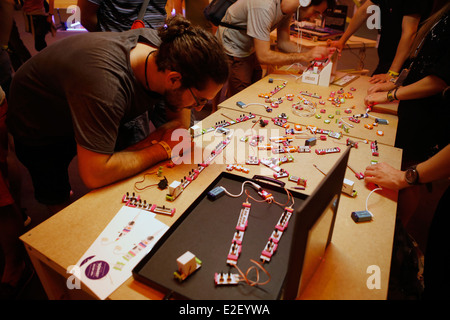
[338,116,355,128]
[221,181,262,198]
[365,187,382,214]
[244,103,271,111]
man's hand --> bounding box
[364,162,409,190]
[329,39,345,53]
[306,46,336,61]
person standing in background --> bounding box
[331,0,431,84]
[22,0,56,51]
[78,0,168,32]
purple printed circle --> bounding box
[85,260,110,280]
[80,255,96,268]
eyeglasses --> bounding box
[188,87,209,107]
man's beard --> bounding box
[164,87,190,113]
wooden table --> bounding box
[20,106,401,300]
[219,73,399,146]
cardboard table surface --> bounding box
[20,108,401,300]
[219,73,398,146]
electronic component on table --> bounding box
[351,210,373,223]
[227,242,242,265]
[347,165,364,180]
[258,189,273,202]
[236,101,246,108]
[328,131,342,139]
[260,239,278,262]
[297,146,311,153]
[289,175,307,187]
[272,146,286,154]
[371,140,379,156]
[260,158,282,173]
[259,119,269,127]
[349,117,360,123]
[273,169,289,179]
[236,202,251,231]
[260,207,293,262]
[216,127,230,135]
[315,147,340,155]
[245,156,260,165]
[300,91,322,99]
[269,136,293,143]
[346,138,358,148]
[232,230,245,245]
[305,137,316,146]
[233,165,250,174]
[272,118,289,128]
[342,178,357,197]
[207,186,225,200]
[225,202,251,265]
[122,191,140,205]
[150,204,175,216]
[214,272,240,286]
[166,180,183,202]
[235,113,255,123]
[174,251,202,282]
[122,192,176,216]
[375,118,389,125]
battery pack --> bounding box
[236,101,246,108]
[351,210,373,223]
[207,186,225,200]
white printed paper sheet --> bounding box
[70,206,169,300]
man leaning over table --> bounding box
[6,15,229,214]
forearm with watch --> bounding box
[388,75,447,103]
[404,145,450,186]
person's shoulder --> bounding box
[134,28,162,47]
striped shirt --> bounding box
[89,0,167,31]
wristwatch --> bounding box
[405,165,420,185]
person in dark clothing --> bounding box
[364,2,450,300]
[364,2,449,165]
[332,0,432,84]
[6,15,229,213]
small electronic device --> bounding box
[236,101,246,108]
[305,137,316,146]
[173,251,202,282]
[216,127,230,135]
[375,118,389,125]
[207,186,225,200]
[351,210,373,223]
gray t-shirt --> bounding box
[7,28,162,154]
[217,0,290,58]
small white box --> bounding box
[169,180,182,197]
[177,251,197,276]
[342,178,355,195]
[190,124,201,137]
